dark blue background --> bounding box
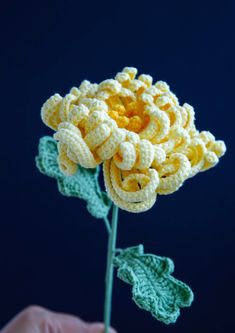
[0,1,234,332]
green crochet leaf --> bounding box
[113,245,194,324]
[35,136,112,219]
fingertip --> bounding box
[88,323,117,333]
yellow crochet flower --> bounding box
[41,67,226,213]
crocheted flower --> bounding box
[41,67,226,213]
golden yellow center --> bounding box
[106,95,150,133]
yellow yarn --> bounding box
[41,67,226,213]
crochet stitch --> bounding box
[114,245,193,324]
[40,67,226,213]
[36,136,111,219]
[36,67,226,330]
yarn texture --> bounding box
[35,136,194,324]
[36,136,111,219]
[35,67,226,329]
[40,67,226,213]
[114,245,193,324]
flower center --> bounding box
[106,95,150,133]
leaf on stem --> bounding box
[114,245,193,324]
[35,136,112,219]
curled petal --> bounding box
[158,127,190,154]
[115,72,130,83]
[154,81,170,92]
[198,131,227,171]
[110,160,159,203]
[202,151,219,171]
[155,94,173,110]
[181,103,195,131]
[152,146,166,167]
[80,98,108,113]
[135,140,154,170]
[78,80,93,96]
[57,142,78,175]
[84,124,111,151]
[119,87,136,99]
[54,123,97,168]
[170,128,191,152]
[122,67,138,80]
[141,106,170,142]
[139,92,154,105]
[209,140,226,158]
[103,160,157,213]
[41,93,62,130]
[113,141,136,170]
[156,153,191,194]
[59,93,78,121]
[185,138,206,177]
[99,79,122,95]
[138,74,153,87]
[165,106,182,129]
[125,130,140,145]
[69,86,81,97]
[199,131,226,158]
[68,104,90,127]
[84,110,110,133]
[97,128,126,160]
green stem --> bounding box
[103,216,111,234]
[104,204,119,333]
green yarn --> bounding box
[35,136,112,219]
[35,136,194,325]
[104,204,119,333]
[114,245,194,324]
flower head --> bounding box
[41,67,226,212]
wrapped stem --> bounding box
[104,204,119,333]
